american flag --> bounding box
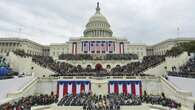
[83,41,89,51]
[108,80,142,96]
[90,41,95,52]
[101,41,106,51]
[109,41,114,52]
[96,41,101,51]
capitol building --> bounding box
[1,2,195,110]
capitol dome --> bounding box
[83,2,113,37]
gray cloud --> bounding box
[0,0,194,45]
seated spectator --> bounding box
[0,92,58,110]
[13,48,183,77]
[58,92,180,110]
[58,53,138,60]
[168,58,195,78]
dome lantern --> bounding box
[96,2,100,14]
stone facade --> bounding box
[150,38,195,55]
[128,43,147,59]
[49,43,69,59]
[0,38,48,56]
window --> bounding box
[91,51,95,53]
[102,51,105,53]
[109,51,112,53]
[84,51,88,53]
[96,51,100,53]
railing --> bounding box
[6,77,38,98]
[46,75,157,80]
[159,76,195,109]
[160,76,192,95]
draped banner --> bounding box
[57,80,91,99]
[83,41,89,52]
[90,41,96,52]
[108,41,115,52]
[108,80,142,96]
[81,41,115,53]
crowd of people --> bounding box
[12,48,185,77]
[31,54,166,77]
[0,92,180,110]
[58,92,180,110]
[110,55,165,75]
[165,46,183,57]
[168,57,195,78]
[59,54,138,60]
[14,50,166,76]
[58,93,141,110]
[142,93,180,109]
[13,50,32,58]
[0,93,58,110]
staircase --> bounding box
[143,52,190,76]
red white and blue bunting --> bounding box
[57,81,91,99]
[108,80,142,96]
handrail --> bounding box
[160,76,192,96]
[6,77,38,98]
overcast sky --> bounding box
[0,0,194,45]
